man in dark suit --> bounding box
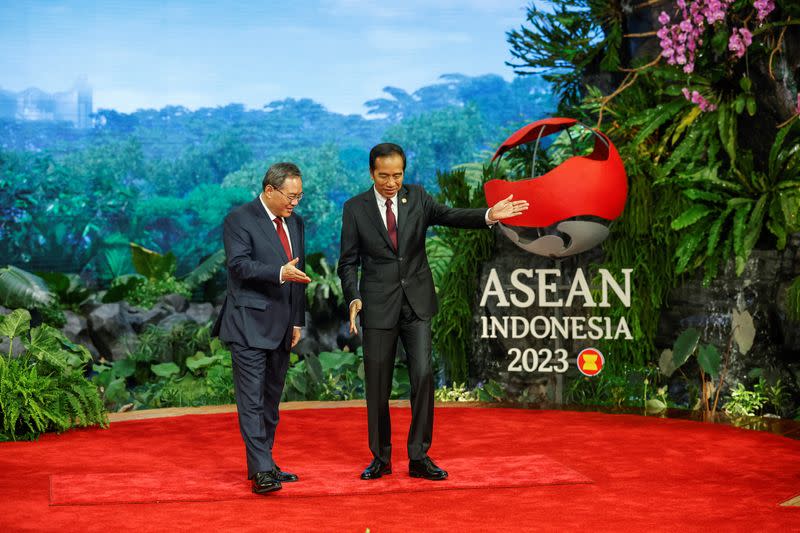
[338,143,528,481]
[212,162,310,494]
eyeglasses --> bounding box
[272,188,304,203]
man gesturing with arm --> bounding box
[338,143,528,481]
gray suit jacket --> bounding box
[212,197,305,350]
[337,184,486,329]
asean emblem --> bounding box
[577,348,605,377]
[484,118,628,257]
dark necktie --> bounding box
[385,198,398,251]
[274,217,292,259]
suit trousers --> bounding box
[228,338,291,479]
[363,296,433,463]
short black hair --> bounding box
[369,143,406,171]
[262,162,302,191]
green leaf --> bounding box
[746,96,756,116]
[734,96,745,115]
[630,100,686,146]
[671,205,713,230]
[659,349,677,377]
[186,352,216,372]
[304,354,323,383]
[151,362,180,378]
[645,398,667,413]
[743,194,768,255]
[718,103,737,166]
[672,328,701,369]
[104,377,129,404]
[130,243,176,279]
[102,275,145,303]
[113,358,136,379]
[318,351,357,373]
[705,209,729,258]
[780,191,800,232]
[711,26,730,55]
[675,230,705,273]
[182,249,226,289]
[697,344,721,379]
[732,205,751,275]
[25,324,68,371]
[732,309,755,354]
[769,123,795,179]
[0,267,55,309]
[739,76,752,92]
[0,308,32,340]
[681,189,725,203]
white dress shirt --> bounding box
[259,194,293,284]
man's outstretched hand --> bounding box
[349,299,362,334]
[487,194,529,222]
[282,257,311,283]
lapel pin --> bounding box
[401,197,407,204]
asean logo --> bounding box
[484,117,628,257]
[577,348,605,377]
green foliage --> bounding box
[282,348,412,402]
[508,0,800,370]
[103,243,226,308]
[305,254,344,316]
[724,380,768,417]
[0,309,107,441]
[431,167,496,383]
[37,272,92,310]
[0,265,55,309]
[126,275,191,309]
[667,117,800,279]
[182,249,226,289]
[565,361,664,409]
[506,0,623,110]
[425,236,453,291]
[0,265,66,327]
[434,380,505,403]
[93,323,234,410]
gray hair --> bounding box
[262,162,302,190]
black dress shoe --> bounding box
[272,464,299,482]
[360,458,392,480]
[409,457,448,480]
[252,471,282,494]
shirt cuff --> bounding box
[279,266,285,284]
[485,208,497,226]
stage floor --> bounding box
[1,404,798,531]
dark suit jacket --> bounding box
[212,197,305,350]
[337,184,487,329]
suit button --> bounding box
[400,279,406,285]
[398,256,404,261]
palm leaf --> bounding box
[0,267,55,309]
[182,249,226,289]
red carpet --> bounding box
[1,406,799,531]
[50,454,588,505]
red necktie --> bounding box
[385,198,398,251]
[274,217,292,258]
